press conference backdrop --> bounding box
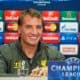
[0,0,80,59]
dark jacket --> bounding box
[0,40,64,75]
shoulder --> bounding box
[0,41,16,52]
[41,43,59,53]
[0,41,17,60]
[41,43,65,61]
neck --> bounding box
[21,40,38,59]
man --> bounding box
[0,9,64,76]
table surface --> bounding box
[0,76,47,80]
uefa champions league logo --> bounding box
[48,57,80,80]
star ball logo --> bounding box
[65,57,80,64]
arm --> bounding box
[47,46,65,61]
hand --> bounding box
[30,66,48,77]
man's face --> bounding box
[18,15,43,46]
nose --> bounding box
[32,26,37,34]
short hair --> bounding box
[18,8,42,26]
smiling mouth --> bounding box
[29,36,38,40]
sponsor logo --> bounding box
[0,11,3,20]
[4,10,21,21]
[79,12,80,22]
[61,11,77,21]
[60,33,78,44]
[4,32,19,44]
[42,11,60,22]
[41,33,60,44]
[0,21,4,32]
[13,60,29,75]
[60,44,78,55]
[60,22,78,33]
[78,33,80,44]
[41,59,47,67]
[0,33,4,44]
[44,23,59,32]
[6,22,18,32]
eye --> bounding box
[37,25,42,29]
[26,25,32,29]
